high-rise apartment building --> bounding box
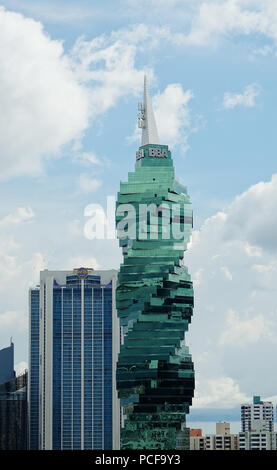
[29,268,120,450]
[241,396,274,432]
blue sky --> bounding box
[1,0,277,415]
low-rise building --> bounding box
[239,419,277,450]
[190,429,205,450]
[190,422,238,450]
[0,365,27,450]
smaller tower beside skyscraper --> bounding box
[0,343,27,450]
[29,268,120,450]
[0,342,15,384]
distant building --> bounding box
[190,412,277,451]
[190,422,238,450]
[190,429,202,437]
[29,268,120,450]
[241,396,274,432]
[0,342,15,384]
[216,422,230,435]
[239,420,277,450]
[0,346,27,450]
[239,431,270,450]
[190,429,205,450]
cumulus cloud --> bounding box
[221,266,233,280]
[70,25,155,115]
[222,174,277,251]
[0,208,46,360]
[0,9,158,181]
[78,173,102,193]
[170,0,277,48]
[123,1,277,50]
[153,84,194,149]
[0,6,90,180]
[0,208,45,291]
[66,256,100,270]
[219,309,270,347]
[14,361,28,375]
[193,376,250,408]
[4,2,272,183]
[185,173,277,404]
[223,83,261,109]
[75,152,100,166]
[0,207,35,228]
[0,310,27,331]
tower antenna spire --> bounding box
[138,75,160,146]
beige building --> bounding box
[190,422,238,451]
[190,420,277,451]
[190,435,205,450]
[216,422,230,435]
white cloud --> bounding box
[75,152,100,166]
[0,310,27,331]
[67,219,83,238]
[0,209,44,289]
[0,207,35,228]
[193,376,250,408]
[222,174,277,251]
[0,6,90,180]
[183,1,267,46]
[219,309,269,347]
[221,266,233,280]
[185,173,277,403]
[170,1,277,48]
[253,45,275,56]
[153,84,194,149]
[223,83,261,109]
[70,26,155,115]
[3,2,272,183]
[0,9,159,181]
[67,256,100,270]
[123,1,277,50]
[0,212,45,300]
[78,173,102,193]
[14,361,28,375]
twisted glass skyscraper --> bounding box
[116,77,194,449]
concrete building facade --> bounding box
[190,423,238,451]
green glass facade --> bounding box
[116,143,194,449]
